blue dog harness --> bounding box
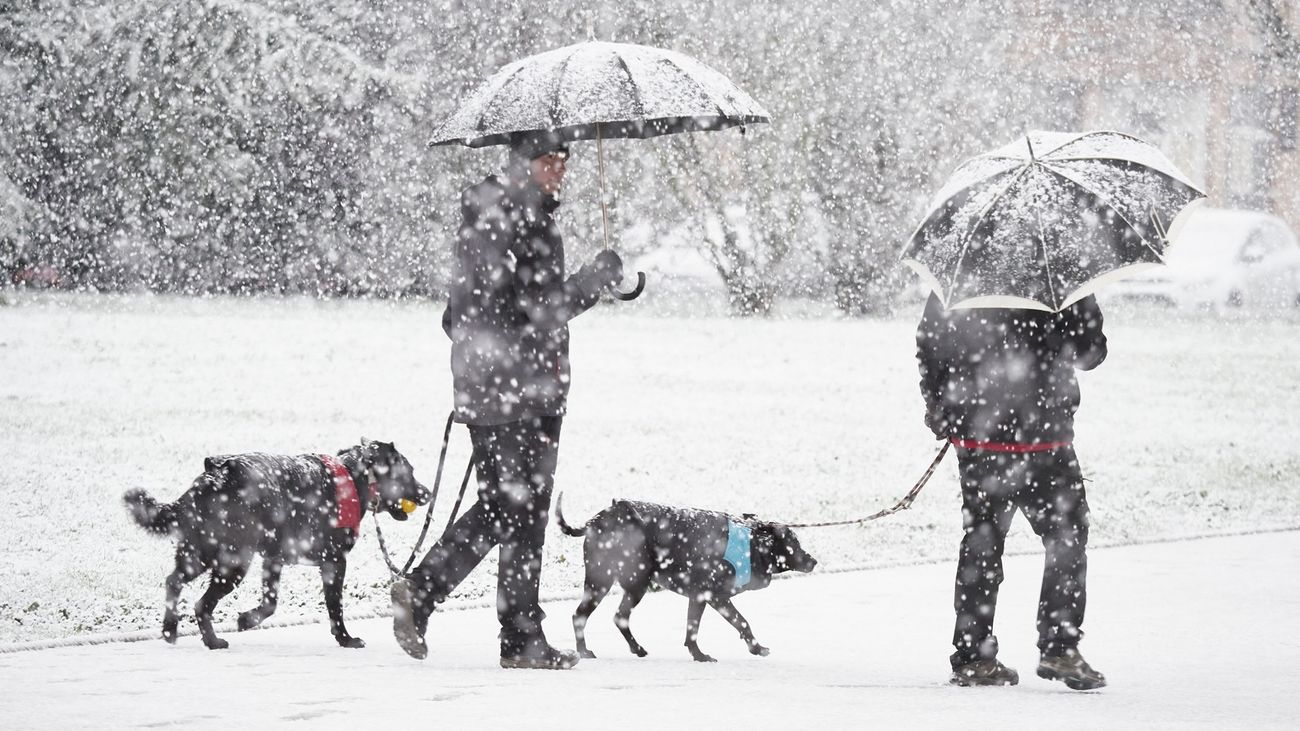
[724,520,752,589]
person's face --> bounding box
[530,151,568,194]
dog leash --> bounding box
[782,442,950,528]
[372,411,475,579]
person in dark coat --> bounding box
[916,292,1109,690]
[392,132,624,669]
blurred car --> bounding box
[1112,207,1300,310]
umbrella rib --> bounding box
[1036,130,1090,159]
[900,159,1023,261]
[1036,162,1165,260]
[1029,167,1060,309]
[548,50,576,127]
[1039,155,1203,194]
[1038,131,1203,192]
[980,133,1085,165]
[611,50,647,120]
[660,55,729,120]
[1041,129,1151,160]
[945,164,1034,292]
[473,64,530,135]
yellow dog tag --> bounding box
[400,499,418,514]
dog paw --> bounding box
[338,636,366,649]
[204,638,229,650]
[750,644,770,657]
[633,646,648,658]
[162,629,178,645]
[578,649,597,659]
[236,613,258,631]
[691,653,717,663]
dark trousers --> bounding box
[951,445,1090,668]
[409,415,562,653]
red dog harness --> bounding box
[319,454,369,532]
[949,438,1071,453]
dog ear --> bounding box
[359,438,381,462]
[622,501,646,524]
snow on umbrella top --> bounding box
[901,130,1206,312]
[430,41,771,147]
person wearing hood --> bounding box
[916,293,1109,691]
[392,132,624,669]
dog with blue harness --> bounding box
[556,497,818,662]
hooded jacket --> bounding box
[915,293,1107,444]
[442,173,609,425]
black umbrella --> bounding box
[430,41,771,300]
[901,130,1206,311]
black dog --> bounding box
[555,497,817,662]
[124,439,429,650]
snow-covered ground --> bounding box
[1,531,1296,729]
[1,293,1298,648]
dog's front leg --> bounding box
[710,597,769,657]
[238,556,283,631]
[321,559,364,648]
[684,595,715,662]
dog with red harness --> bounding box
[124,439,430,650]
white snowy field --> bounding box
[0,292,1298,647]
[0,531,1296,729]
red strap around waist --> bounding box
[949,438,1071,453]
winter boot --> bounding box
[500,636,580,670]
[391,580,429,660]
[950,658,1020,687]
[1037,649,1106,690]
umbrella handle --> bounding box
[612,271,646,301]
[593,123,645,301]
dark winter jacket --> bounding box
[915,293,1107,444]
[442,174,611,425]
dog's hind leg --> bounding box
[684,595,715,662]
[573,575,614,659]
[195,562,249,650]
[614,584,650,658]
[237,556,283,632]
[709,597,769,657]
[321,558,364,648]
[162,547,205,644]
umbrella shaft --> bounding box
[597,123,610,251]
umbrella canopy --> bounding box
[430,41,770,147]
[430,41,770,302]
[901,130,1206,311]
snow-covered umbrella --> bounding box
[430,41,771,299]
[901,130,1206,311]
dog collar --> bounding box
[319,454,370,533]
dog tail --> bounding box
[553,493,589,537]
[123,489,177,536]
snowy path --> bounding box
[5,296,1300,645]
[2,531,1296,729]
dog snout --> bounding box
[412,481,432,505]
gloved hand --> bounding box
[591,250,624,290]
[924,404,951,441]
